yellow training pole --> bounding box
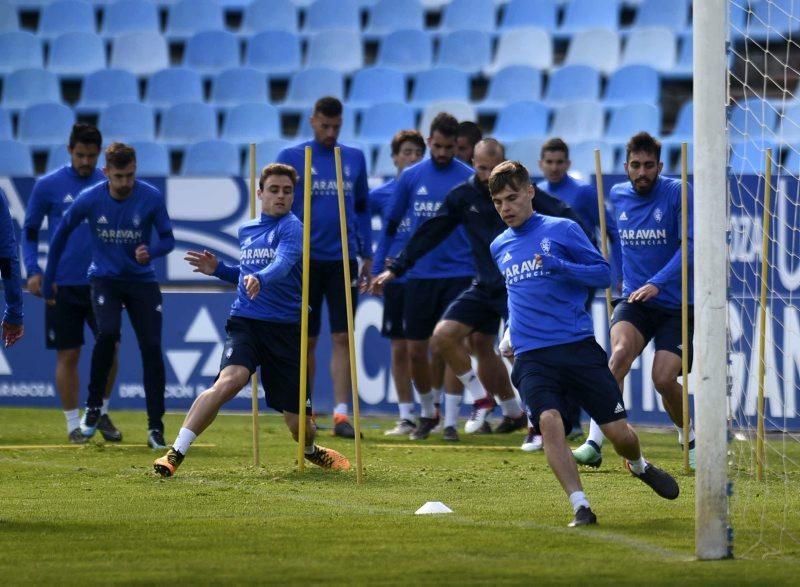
[593,150,613,320]
[297,146,312,472]
[680,143,691,474]
[756,148,773,481]
[248,144,261,466]
[334,146,364,484]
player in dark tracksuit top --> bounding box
[0,188,24,348]
[43,143,175,449]
[488,160,678,527]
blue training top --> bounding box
[212,212,303,324]
[0,188,23,325]
[370,177,412,284]
[609,175,694,309]
[491,213,610,355]
[23,164,105,285]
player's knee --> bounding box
[57,348,81,367]
[95,331,120,349]
[331,332,349,347]
[407,343,428,364]
[390,341,408,363]
[538,410,563,437]
[609,345,634,378]
[652,368,678,392]
[604,420,636,448]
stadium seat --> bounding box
[418,101,476,135]
[376,29,433,74]
[110,31,169,76]
[303,0,360,33]
[0,31,43,74]
[246,138,291,177]
[550,101,606,143]
[130,140,170,176]
[183,30,241,76]
[18,102,76,149]
[240,0,298,34]
[499,0,557,31]
[0,4,20,33]
[348,67,407,110]
[729,98,779,143]
[306,30,364,74]
[668,142,693,175]
[478,65,543,114]
[364,0,424,38]
[99,102,156,142]
[569,140,616,178]
[565,28,620,75]
[621,27,677,72]
[182,140,240,176]
[159,102,218,147]
[101,0,160,38]
[47,32,106,77]
[729,139,778,175]
[505,138,545,172]
[296,107,356,141]
[358,102,416,145]
[783,148,800,175]
[437,30,492,75]
[221,102,281,146]
[486,27,553,74]
[492,101,550,142]
[245,31,301,78]
[544,65,601,104]
[747,0,800,41]
[145,67,204,111]
[606,103,661,144]
[210,67,268,109]
[669,33,692,78]
[373,143,396,177]
[410,67,470,108]
[0,140,33,175]
[76,68,140,114]
[663,100,693,149]
[38,0,95,40]
[559,0,619,36]
[604,65,660,106]
[165,0,225,40]
[439,0,496,33]
[280,67,344,112]
[0,108,11,140]
[778,103,800,143]
[2,68,61,112]
[628,0,689,32]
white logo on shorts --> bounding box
[614,402,625,414]
[48,330,56,341]
[155,304,162,313]
[225,347,233,359]
[97,295,105,305]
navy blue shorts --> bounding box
[403,276,473,341]
[511,337,626,435]
[308,259,358,337]
[381,281,406,339]
[611,300,694,368]
[441,283,507,335]
[219,316,307,414]
[45,285,97,350]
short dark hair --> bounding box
[488,160,530,195]
[259,163,297,190]
[391,129,425,156]
[457,121,482,146]
[626,131,661,162]
[313,96,343,118]
[540,137,569,160]
[105,142,136,169]
[475,138,505,159]
[69,123,102,149]
[429,112,459,138]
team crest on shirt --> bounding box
[540,237,551,254]
[267,230,275,245]
[344,164,351,178]
[653,208,663,223]
[132,214,141,228]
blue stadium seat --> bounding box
[182,140,240,176]
[18,102,76,149]
[621,27,676,72]
[478,65,543,114]
[160,102,218,147]
[211,67,268,109]
[241,0,298,34]
[183,30,241,76]
[0,4,20,33]
[376,29,432,74]
[663,100,693,150]
[569,140,616,178]
[604,65,660,106]
[0,140,33,175]
[165,0,224,40]
[348,67,407,110]
[296,107,356,141]
[373,143,396,177]
[110,31,169,76]
[358,102,416,145]
[747,0,800,41]
[365,0,424,38]
[729,98,779,143]
[437,30,492,75]
[492,101,550,142]
[280,67,344,112]
[419,101,476,135]
[303,0,360,33]
[245,31,301,77]
[145,67,204,111]
[306,30,364,74]
[565,28,620,75]
[99,102,156,142]
[439,0,496,33]
[486,27,553,74]
[729,139,778,175]
[48,32,106,77]
[130,140,170,176]
[550,101,606,143]
[221,102,281,146]
[0,31,43,74]
[2,68,61,112]
[38,0,95,40]
[783,148,800,175]
[778,103,800,143]
[544,65,601,104]
[668,142,693,175]
[504,138,544,172]
[628,0,689,32]
[76,68,139,114]
[606,103,661,144]
[499,0,557,30]
[246,138,291,177]
[410,67,470,108]
[0,108,11,140]
[668,33,692,78]
[101,0,160,38]
[559,0,619,36]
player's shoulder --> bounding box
[452,158,474,177]
[540,212,579,232]
[655,175,683,195]
[370,178,396,198]
[337,141,366,157]
[135,179,163,199]
[33,165,70,191]
[281,211,303,231]
[276,141,309,161]
[490,226,514,253]
[610,180,633,198]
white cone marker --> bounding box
[415,501,453,515]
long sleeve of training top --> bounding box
[0,189,23,325]
[213,261,240,284]
[536,224,612,288]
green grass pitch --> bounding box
[0,407,798,585]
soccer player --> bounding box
[154,164,350,477]
[277,97,372,438]
[573,132,695,469]
[43,143,175,449]
[371,130,426,436]
[455,121,483,164]
[23,124,121,444]
[0,188,24,348]
[489,160,679,526]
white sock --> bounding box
[456,369,486,402]
[527,416,534,428]
[418,391,436,418]
[100,399,110,416]
[173,427,197,456]
[333,403,348,417]
[500,398,522,418]
[444,393,462,428]
[399,402,415,422]
[628,456,648,475]
[64,409,80,433]
[569,491,590,513]
[587,419,605,447]
[304,444,315,455]
[677,422,695,446]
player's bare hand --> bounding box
[628,283,659,303]
[359,259,373,293]
[244,274,260,299]
[27,274,43,297]
[498,328,513,358]
[369,269,395,296]
[534,254,561,272]
[135,244,150,265]
[184,250,219,275]
[44,283,58,306]
[2,321,23,348]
